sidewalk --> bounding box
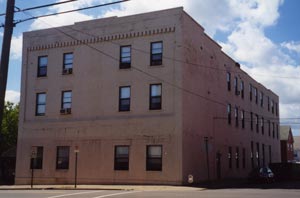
[0,184,204,191]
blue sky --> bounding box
[1,0,300,135]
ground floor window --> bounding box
[146,145,162,171]
[114,146,129,170]
[30,146,43,169]
[56,146,70,170]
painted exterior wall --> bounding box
[15,7,280,185]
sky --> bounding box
[0,0,300,135]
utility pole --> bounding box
[0,0,15,142]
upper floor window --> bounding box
[150,41,163,66]
[234,106,239,127]
[275,102,278,116]
[240,80,244,98]
[114,146,129,170]
[119,86,130,111]
[234,77,238,95]
[56,146,70,170]
[61,91,72,114]
[267,96,270,111]
[63,53,73,75]
[254,87,258,104]
[227,72,231,91]
[241,110,245,129]
[37,56,47,77]
[268,120,271,136]
[150,84,162,110]
[255,114,259,133]
[227,104,231,125]
[271,100,274,114]
[30,146,43,169]
[146,145,162,171]
[36,93,46,116]
[249,84,252,101]
[250,112,253,131]
[261,117,264,135]
[120,46,131,69]
[260,92,264,107]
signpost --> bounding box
[74,146,79,188]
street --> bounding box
[0,188,300,198]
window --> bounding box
[269,145,272,164]
[227,72,231,91]
[228,147,232,169]
[150,84,162,110]
[275,102,278,116]
[234,77,238,95]
[146,145,162,171]
[262,144,265,166]
[241,110,245,129]
[37,56,47,77]
[114,146,129,170]
[30,146,43,169]
[150,41,163,66]
[250,112,253,131]
[251,141,254,168]
[271,100,274,114]
[255,114,259,133]
[119,86,130,111]
[36,93,46,116]
[249,84,252,101]
[235,107,238,127]
[260,92,264,107]
[236,147,239,169]
[56,146,70,169]
[120,46,131,69]
[256,142,260,167]
[254,87,258,104]
[276,124,279,139]
[267,96,270,111]
[240,80,244,98]
[261,117,264,135]
[242,148,246,169]
[272,122,275,138]
[61,91,72,114]
[63,53,73,74]
[227,104,231,125]
[268,120,271,137]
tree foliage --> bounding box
[0,102,19,155]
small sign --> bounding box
[188,174,194,184]
[74,146,79,153]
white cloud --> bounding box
[5,90,20,104]
[281,41,300,53]
[10,35,23,60]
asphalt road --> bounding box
[0,188,300,198]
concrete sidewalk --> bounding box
[0,184,204,191]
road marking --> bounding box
[92,191,141,198]
[46,190,103,198]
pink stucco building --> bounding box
[15,7,280,185]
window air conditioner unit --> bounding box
[60,108,71,114]
[63,68,73,75]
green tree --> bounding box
[0,102,19,155]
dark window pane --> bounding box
[30,146,43,169]
[151,42,163,66]
[38,56,48,77]
[146,145,162,171]
[114,146,129,170]
[56,146,69,169]
[120,46,131,69]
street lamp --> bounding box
[74,146,79,188]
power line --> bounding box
[0,0,78,17]
[14,0,130,25]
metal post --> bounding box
[204,137,210,181]
[74,146,79,188]
[74,152,78,188]
[30,158,34,188]
[0,0,15,141]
